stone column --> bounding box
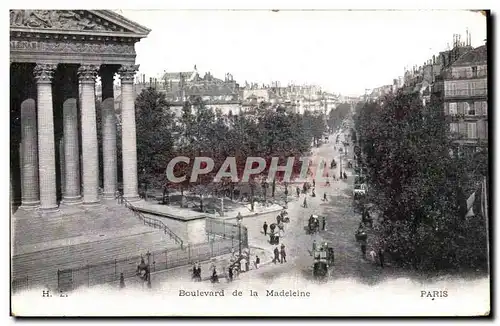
[20,98,40,208]
[118,64,140,201]
[34,64,58,211]
[101,67,118,199]
[78,65,100,204]
[59,138,65,199]
[62,67,81,204]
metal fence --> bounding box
[11,276,29,294]
[205,217,248,247]
[56,238,237,292]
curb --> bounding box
[223,206,284,221]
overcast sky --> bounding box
[121,10,487,96]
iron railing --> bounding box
[56,238,237,292]
[117,195,184,249]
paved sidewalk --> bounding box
[131,200,284,221]
[112,246,273,288]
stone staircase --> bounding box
[11,202,182,290]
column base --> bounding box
[20,200,40,210]
[123,195,141,203]
[37,205,59,213]
[62,195,82,205]
[102,191,117,200]
[82,199,101,206]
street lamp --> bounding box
[146,251,152,288]
[237,219,242,257]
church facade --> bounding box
[10,10,150,211]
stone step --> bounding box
[12,229,179,288]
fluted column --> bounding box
[78,65,100,204]
[34,64,58,211]
[61,66,81,204]
[119,64,140,201]
[20,98,40,208]
[101,67,117,199]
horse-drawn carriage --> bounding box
[307,214,321,234]
[276,210,289,224]
[269,223,281,245]
[312,242,335,279]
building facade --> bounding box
[10,10,149,209]
[436,44,488,152]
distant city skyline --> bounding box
[121,10,487,96]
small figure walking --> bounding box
[322,216,326,231]
[280,244,287,263]
[312,240,317,252]
[254,255,260,269]
[360,240,367,259]
[273,247,280,264]
[378,248,385,269]
[343,171,347,179]
[119,273,125,289]
[296,187,301,197]
[312,179,316,188]
[303,197,308,208]
[263,221,268,236]
[323,193,328,201]
[228,266,234,282]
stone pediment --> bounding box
[10,10,150,38]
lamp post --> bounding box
[339,154,343,178]
[146,251,152,288]
[237,219,242,257]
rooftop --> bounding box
[452,45,487,66]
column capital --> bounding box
[118,64,140,83]
[78,65,99,84]
[33,64,57,84]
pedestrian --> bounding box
[273,247,280,264]
[280,246,287,263]
[312,188,316,197]
[119,273,125,289]
[254,255,260,269]
[312,179,316,188]
[296,187,300,197]
[303,197,308,208]
[240,256,247,272]
[322,216,326,231]
[192,263,197,280]
[228,266,233,282]
[360,240,367,259]
[211,267,219,283]
[312,240,317,252]
[339,172,343,179]
[197,264,202,281]
[343,172,347,179]
[263,221,268,236]
[323,193,327,201]
[378,247,385,269]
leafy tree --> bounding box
[356,92,487,272]
[135,87,176,192]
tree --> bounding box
[135,87,176,193]
[356,92,487,272]
[328,102,351,131]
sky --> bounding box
[120,10,484,95]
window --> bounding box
[467,122,477,139]
[464,102,475,115]
[450,123,459,133]
[448,102,457,115]
[472,66,478,78]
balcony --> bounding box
[444,88,488,100]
